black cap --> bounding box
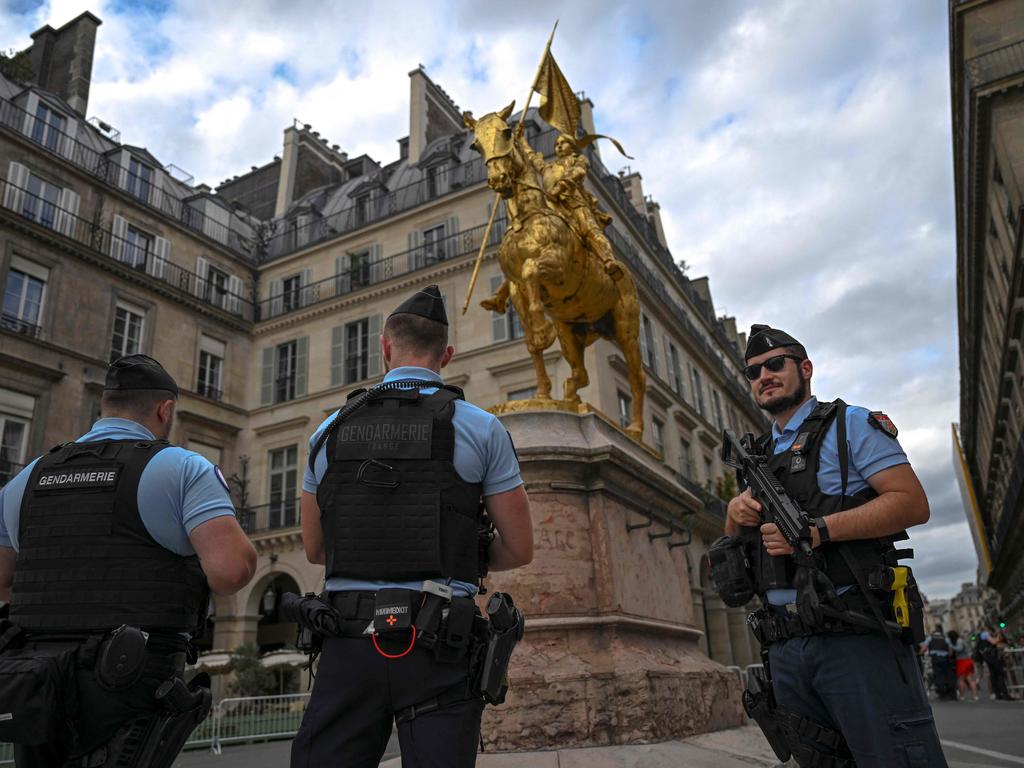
[745,324,803,360]
[104,354,179,396]
[388,284,448,326]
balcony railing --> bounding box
[196,382,223,401]
[237,498,301,535]
[0,312,41,338]
[0,96,252,258]
[1,178,253,322]
[257,217,506,321]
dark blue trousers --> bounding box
[769,632,948,767]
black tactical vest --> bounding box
[742,399,908,593]
[10,439,210,634]
[318,386,484,583]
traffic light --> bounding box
[999,621,1006,629]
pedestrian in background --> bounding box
[947,630,979,702]
[976,630,1013,701]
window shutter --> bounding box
[335,254,350,296]
[195,256,209,299]
[151,236,170,279]
[269,278,283,317]
[60,118,78,163]
[110,214,128,263]
[117,150,130,191]
[330,325,344,387]
[55,187,79,238]
[367,314,382,378]
[295,336,309,397]
[260,347,275,405]
[370,244,385,283]
[21,92,39,139]
[650,322,660,377]
[491,274,508,342]
[437,164,450,195]
[407,229,422,272]
[446,215,459,258]
[300,268,313,307]
[4,161,28,212]
[227,275,243,315]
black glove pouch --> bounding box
[708,535,755,607]
[0,642,77,745]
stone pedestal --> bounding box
[481,409,744,750]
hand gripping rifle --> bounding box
[721,431,899,635]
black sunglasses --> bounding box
[743,354,804,381]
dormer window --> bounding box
[356,194,371,226]
[31,102,66,153]
[127,156,154,203]
[426,163,448,198]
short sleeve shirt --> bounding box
[0,418,236,555]
[305,366,523,596]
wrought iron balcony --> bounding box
[237,498,301,535]
[0,312,41,338]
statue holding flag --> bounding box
[462,25,646,438]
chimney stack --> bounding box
[27,11,102,116]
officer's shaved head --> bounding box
[383,314,448,365]
[100,389,177,420]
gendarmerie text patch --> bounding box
[34,466,121,491]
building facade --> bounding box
[0,13,766,672]
[951,0,1024,632]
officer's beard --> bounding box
[761,375,807,416]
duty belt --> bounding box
[749,594,881,645]
[328,590,378,636]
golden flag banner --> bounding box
[532,50,633,159]
[533,50,580,139]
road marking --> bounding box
[942,740,1024,765]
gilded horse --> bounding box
[464,102,646,438]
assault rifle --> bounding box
[721,431,813,557]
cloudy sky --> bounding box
[1,1,972,598]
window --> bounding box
[652,418,664,454]
[2,259,47,336]
[355,195,371,226]
[712,390,724,430]
[268,446,298,529]
[23,172,61,229]
[0,414,28,486]
[349,249,371,289]
[206,265,230,310]
[704,456,714,489]
[422,224,447,263]
[679,439,694,480]
[124,225,153,269]
[110,302,145,362]
[197,336,225,401]
[507,386,537,401]
[426,164,447,198]
[617,390,632,430]
[282,274,302,313]
[275,340,298,402]
[345,318,370,384]
[30,102,66,153]
[127,156,154,203]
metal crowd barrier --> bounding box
[1005,647,1024,696]
[185,692,311,755]
[0,743,10,765]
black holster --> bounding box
[476,592,524,705]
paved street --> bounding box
[170,698,1024,768]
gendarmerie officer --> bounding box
[292,285,534,768]
[0,354,257,768]
[723,325,946,767]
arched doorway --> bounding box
[256,573,301,654]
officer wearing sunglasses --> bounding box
[724,324,946,767]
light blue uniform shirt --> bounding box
[766,397,908,606]
[305,366,523,597]
[0,418,236,554]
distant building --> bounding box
[0,13,767,671]
[948,581,1001,635]
[951,0,1024,631]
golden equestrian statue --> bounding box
[461,30,646,439]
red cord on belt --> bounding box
[372,626,417,659]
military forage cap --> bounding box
[744,324,803,361]
[388,284,448,326]
[104,354,179,395]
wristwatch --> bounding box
[815,517,831,544]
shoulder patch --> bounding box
[213,465,231,492]
[868,411,898,439]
